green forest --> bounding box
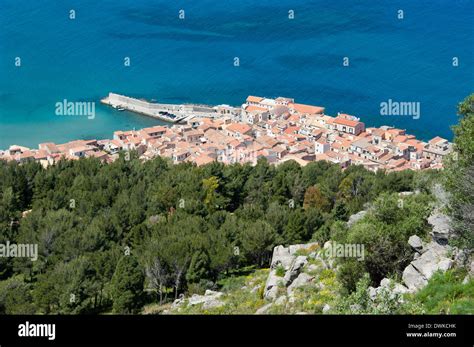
[0,94,472,315]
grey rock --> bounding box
[264,268,288,301]
[306,264,319,273]
[274,295,287,306]
[411,243,450,279]
[392,283,409,295]
[270,245,294,270]
[431,183,449,206]
[402,264,428,291]
[287,273,314,296]
[204,289,222,297]
[428,210,453,244]
[453,249,469,267]
[322,304,331,313]
[171,297,185,308]
[372,278,409,301]
[148,215,161,224]
[256,303,273,314]
[188,294,206,306]
[288,242,318,256]
[264,243,317,300]
[264,285,279,301]
[202,298,224,309]
[408,235,423,251]
[250,285,261,294]
[402,240,453,291]
[283,255,308,283]
[368,286,377,301]
[383,280,408,296]
[187,290,223,307]
[380,278,391,287]
[347,210,368,228]
[437,258,453,272]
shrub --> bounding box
[413,269,474,314]
[275,265,286,277]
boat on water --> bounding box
[112,104,125,111]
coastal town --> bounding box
[0,93,453,172]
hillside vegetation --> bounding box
[0,94,472,314]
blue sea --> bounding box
[0,0,473,149]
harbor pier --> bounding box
[101,93,219,123]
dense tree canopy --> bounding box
[0,142,442,313]
[445,93,474,250]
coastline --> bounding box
[0,93,453,173]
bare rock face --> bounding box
[264,286,279,301]
[287,273,314,296]
[187,290,224,308]
[411,243,451,277]
[377,224,455,295]
[283,256,308,283]
[428,209,453,245]
[270,245,295,269]
[402,264,428,291]
[263,243,317,301]
[408,235,423,251]
[402,208,456,292]
[171,296,185,309]
[402,241,453,291]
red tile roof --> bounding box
[289,103,324,115]
[333,117,360,127]
[247,96,264,103]
[226,123,252,134]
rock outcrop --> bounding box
[402,241,453,291]
[427,209,453,245]
[263,243,318,301]
[171,289,224,311]
[287,273,314,297]
[408,235,423,251]
[371,209,457,297]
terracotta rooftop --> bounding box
[333,117,361,127]
[226,123,252,134]
[246,96,264,103]
[289,103,324,115]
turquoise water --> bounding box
[0,0,473,148]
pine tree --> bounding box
[110,255,144,314]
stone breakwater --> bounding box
[2,94,453,173]
[101,93,219,123]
